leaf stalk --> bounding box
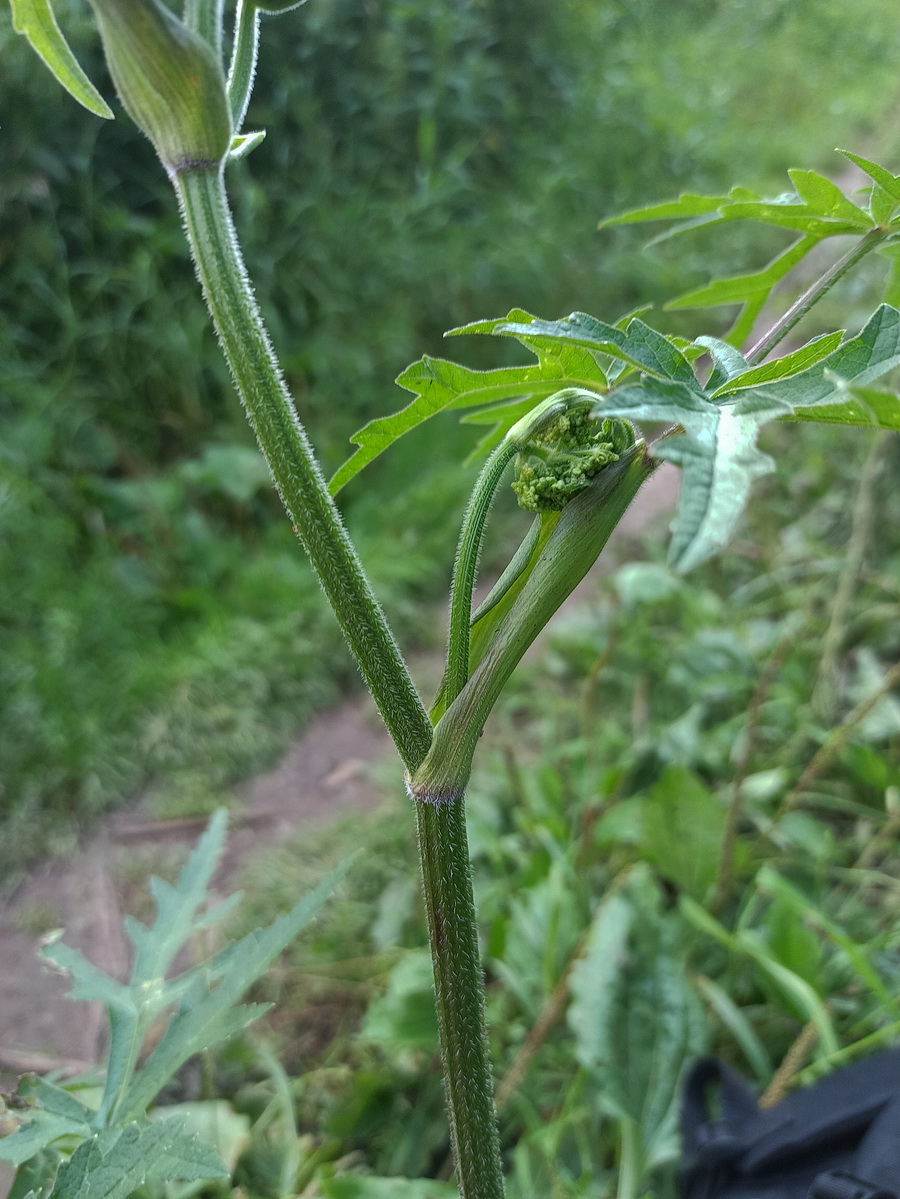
[747,229,887,364]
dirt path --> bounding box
[0,465,678,1086]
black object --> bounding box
[680,1051,900,1199]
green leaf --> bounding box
[7,1151,58,1199]
[493,311,697,385]
[757,303,900,405]
[329,309,697,492]
[718,200,866,238]
[48,1119,227,1199]
[757,866,897,1015]
[785,387,900,431]
[360,951,439,1050]
[639,766,726,901]
[127,808,228,986]
[329,352,606,495]
[693,975,771,1083]
[712,331,845,396]
[786,168,871,225]
[667,236,820,347]
[95,810,230,1125]
[838,150,900,203]
[39,938,134,1013]
[600,192,733,226]
[693,337,748,391]
[680,898,838,1054]
[17,1077,93,1126]
[570,872,707,1177]
[595,379,777,572]
[117,856,354,1120]
[0,1116,88,1167]
[11,0,113,118]
[595,305,900,571]
[568,892,635,1071]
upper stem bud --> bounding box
[89,0,232,173]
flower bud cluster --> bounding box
[511,402,634,513]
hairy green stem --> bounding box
[434,441,517,721]
[174,162,503,1196]
[226,0,260,130]
[174,165,431,770]
[746,229,886,364]
[415,800,505,1199]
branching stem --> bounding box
[747,229,886,364]
[174,162,504,1197]
[436,441,517,721]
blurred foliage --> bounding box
[213,423,899,1196]
[3,0,900,864]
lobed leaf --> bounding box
[329,325,611,493]
[785,387,900,431]
[39,939,134,1013]
[838,150,900,204]
[570,871,707,1177]
[667,236,820,347]
[786,169,871,226]
[493,311,698,385]
[10,0,113,118]
[599,186,760,234]
[127,807,228,987]
[329,309,703,492]
[117,856,354,1120]
[607,157,898,346]
[712,331,844,396]
[0,1116,89,1168]
[48,1118,227,1199]
[593,379,777,572]
[568,892,634,1072]
[595,306,900,571]
[756,303,900,405]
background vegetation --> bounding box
[3,0,900,1194]
[4,0,900,868]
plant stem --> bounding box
[779,658,900,818]
[173,165,432,771]
[746,229,886,364]
[434,441,517,721]
[416,800,505,1199]
[616,1120,640,1199]
[413,448,655,802]
[226,0,260,130]
[174,163,503,1195]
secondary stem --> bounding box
[174,163,503,1196]
[746,229,886,364]
[436,441,517,721]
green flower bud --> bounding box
[88,0,232,173]
[507,390,635,513]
